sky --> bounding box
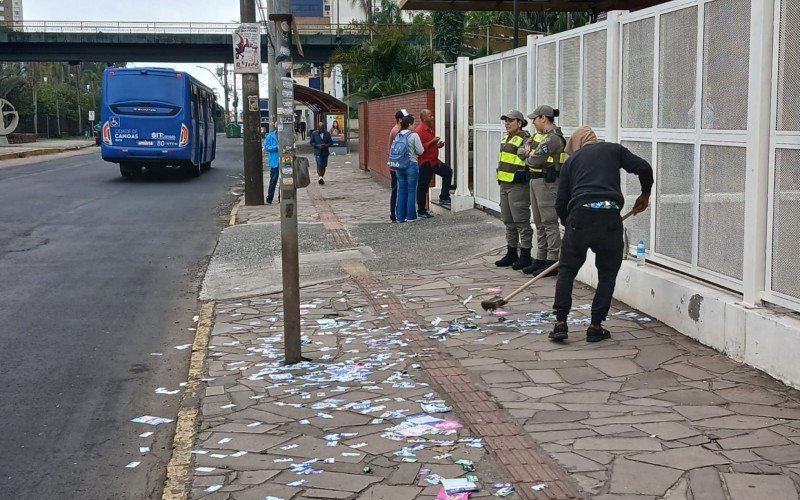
[25,0,274,111]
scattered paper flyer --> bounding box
[131,416,173,426]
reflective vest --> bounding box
[497,133,527,183]
[529,132,568,174]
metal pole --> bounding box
[240,0,265,206]
[513,0,520,48]
[267,0,278,133]
[76,63,82,136]
[223,65,230,125]
[270,0,302,364]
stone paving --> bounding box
[385,260,800,499]
[188,150,800,499]
[190,282,510,499]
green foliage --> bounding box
[331,27,438,103]
[465,11,588,34]
[433,11,466,63]
[372,0,404,25]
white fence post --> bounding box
[433,63,447,204]
[742,0,775,307]
[451,57,475,212]
[527,34,539,125]
[604,11,624,143]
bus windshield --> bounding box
[106,72,185,108]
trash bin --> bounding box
[226,123,242,138]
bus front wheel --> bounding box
[201,162,212,172]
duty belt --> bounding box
[583,201,621,210]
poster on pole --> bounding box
[233,23,262,74]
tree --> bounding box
[433,11,466,63]
[348,0,373,24]
[372,0,403,25]
[330,27,439,103]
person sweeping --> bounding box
[550,126,654,343]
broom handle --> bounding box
[500,210,636,305]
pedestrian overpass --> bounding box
[0,21,368,64]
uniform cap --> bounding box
[528,105,559,119]
[501,110,528,127]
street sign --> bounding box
[233,23,262,74]
[88,110,95,121]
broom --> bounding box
[481,210,635,312]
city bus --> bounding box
[100,67,217,178]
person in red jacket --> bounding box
[415,109,452,218]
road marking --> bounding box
[161,300,214,500]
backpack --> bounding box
[388,131,413,170]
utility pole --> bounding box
[270,0,302,364]
[75,63,82,136]
[240,0,264,206]
[221,65,230,125]
[513,0,520,48]
[267,0,278,132]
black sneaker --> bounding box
[439,199,451,206]
[549,323,568,341]
[586,326,611,343]
[318,178,325,185]
[418,212,434,219]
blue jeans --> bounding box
[395,162,419,222]
[315,152,329,169]
[267,167,279,203]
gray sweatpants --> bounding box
[499,182,533,248]
[530,177,561,260]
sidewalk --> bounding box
[182,151,800,499]
[0,138,95,160]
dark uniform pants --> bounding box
[554,208,624,326]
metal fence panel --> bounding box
[518,55,528,113]
[777,0,800,130]
[501,57,518,115]
[622,141,653,250]
[698,145,746,280]
[702,0,750,130]
[537,42,557,107]
[655,142,695,264]
[474,130,490,202]
[558,37,581,127]
[771,148,800,300]
[474,64,488,125]
[488,61,502,124]
[622,17,655,128]
[582,29,607,128]
[658,7,697,129]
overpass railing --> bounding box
[0,20,394,36]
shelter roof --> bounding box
[294,84,347,113]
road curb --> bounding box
[161,300,215,500]
[228,196,245,226]
[0,143,96,161]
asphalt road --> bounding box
[0,138,242,499]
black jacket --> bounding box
[555,142,654,224]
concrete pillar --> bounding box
[451,56,474,212]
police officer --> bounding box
[519,105,567,276]
[494,110,533,269]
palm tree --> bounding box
[349,0,374,24]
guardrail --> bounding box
[0,20,393,36]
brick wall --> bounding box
[358,90,436,185]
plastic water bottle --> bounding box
[636,240,646,267]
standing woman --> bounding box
[389,114,424,223]
[494,110,533,269]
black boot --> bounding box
[495,246,518,267]
[523,259,559,276]
[512,247,533,270]
[522,259,546,275]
